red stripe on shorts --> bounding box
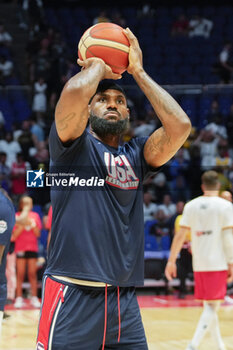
[36,277,65,350]
[194,270,227,301]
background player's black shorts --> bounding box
[16,251,38,259]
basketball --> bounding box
[78,23,130,74]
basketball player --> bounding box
[36,28,191,349]
[165,170,233,350]
[0,188,15,336]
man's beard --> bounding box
[89,113,129,138]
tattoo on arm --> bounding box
[73,109,89,133]
[146,129,171,154]
[56,105,89,139]
[56,112,77,131]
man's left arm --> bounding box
[124,28,191,168]
[222,227,233,283]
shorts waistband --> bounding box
[52,275,112,287]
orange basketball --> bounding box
[78,23,130,74]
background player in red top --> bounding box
[12,195,42,308]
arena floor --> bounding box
[1,295,233,350]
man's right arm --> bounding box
[55,58,121,143]
[222,228,233,283]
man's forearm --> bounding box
[133,68,191,167]
[222,228,233,264]
[132,68,189,128]
[64,61,105,102]
[55,59,107,142]
[168,227,188,263]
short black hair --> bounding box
[89,80,127,104]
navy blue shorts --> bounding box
[36,275,148,350]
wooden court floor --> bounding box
[0,305,233,349]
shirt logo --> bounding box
[104,152,139,190]
[196,230,212,236]
[0,220,7,234]
[26,169,45,187]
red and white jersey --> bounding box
[180,196,233,272]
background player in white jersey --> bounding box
[165,170,233,350]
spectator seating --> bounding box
[43,5,233,86]
[1,5,233,131]
[144,220,171,260]
[0,89,31,128]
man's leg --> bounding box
[209,302,226,350]
[103,287,148,350]
[27,257,38,297]
[15,257,26,298]
[187,301,219,349]
[6,252,16,301]
[37,276,106,350]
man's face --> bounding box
[163,194,171,205]
[5,132,12,143]
[89,89,130,137]
[176,201,184,214]
[22,120,30,130]
[0,153,6,163]
[156,209,166,221]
